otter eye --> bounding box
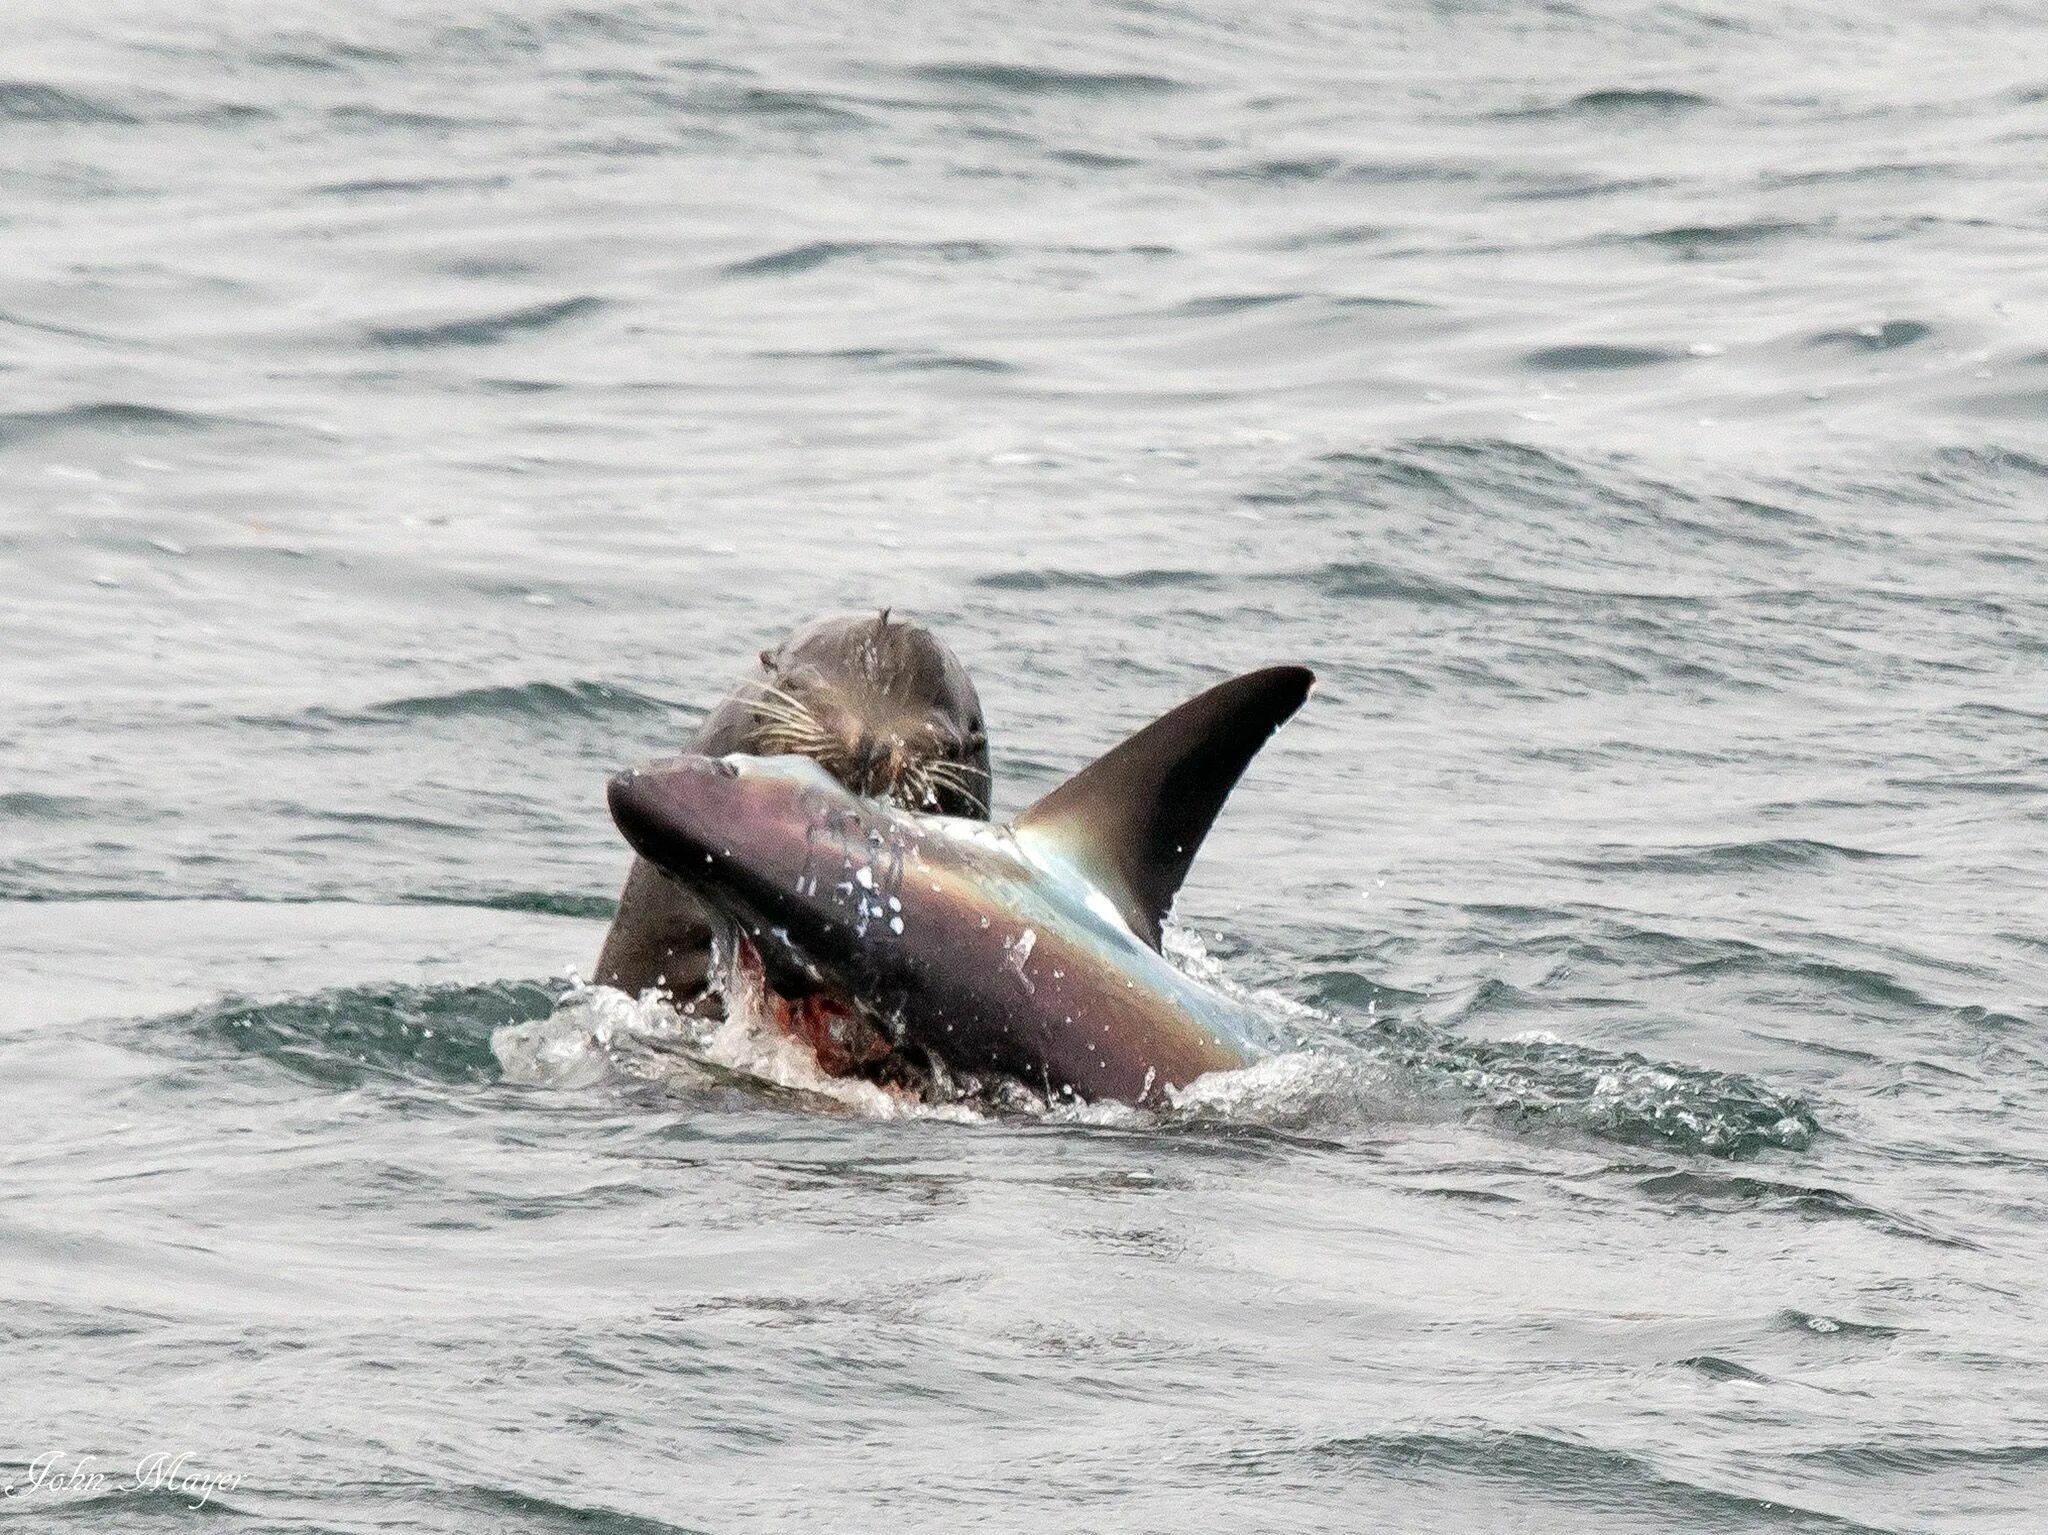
[712,758,741,779]
[927,711,985,755]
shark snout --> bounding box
[606,759,716,868]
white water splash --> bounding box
[491,965,985,1123]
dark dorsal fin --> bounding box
[1012,665,1314,950]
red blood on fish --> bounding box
[734,938,896,1078]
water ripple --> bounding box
[0,402,234,448]
[911,63,1184,97]
[366,295,607,348]
[0,80,137,124]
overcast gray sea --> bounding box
[4,2,2046,1530]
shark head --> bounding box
[606,665,1316,1100]
[606,751,900,995]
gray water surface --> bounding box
[5,3,2046,1530]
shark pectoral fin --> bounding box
[1012,665,1315,950]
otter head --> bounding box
[742,610,991,819]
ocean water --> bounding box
[4,1,2046,1529]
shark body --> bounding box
[607,666,1313,1105]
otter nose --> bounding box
[852,731,885,783]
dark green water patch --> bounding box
[0,80,139,124]
[171,978,564,1089]
[1524,343,1676,371]
[1363,1018,1819,1157]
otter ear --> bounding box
[1013,666,1313,950]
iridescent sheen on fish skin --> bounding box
[607,667,1314,1104]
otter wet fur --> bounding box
[593,611,990,1015]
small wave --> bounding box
[253,40,406,72]
[409,891,618,921]
[0,80,137,125]
[1773,1308,1905,1341]
[1501,88,1713,121]
[0,402,231,449]
[1764,160,1958,190]
[1360,1018,1818,1156]
[457,1485,698,1535]
[1523,343,1676,371]
[1637,220,1810,256]
[1298,559,1484,607]
[702,85,873,128]
[1571,838,1900,875]
[1280,1430,1885,1532]
[756,346,1016,374]
[0,791,93,820]
[0,1481,250,1521]
[1310,437,1603,513]
[723,239,1004,278]
[1174,291,1306,318]
[1502,172,1680,203]
[166,100,272,126]
[327,104,480,133]
[1809,320,1932,351]
[1678,1355,1774,1383]
[1270,222,1394,250]
[1215,155,1346,185]
[724,240,869,277]
[1047,148,1142,170]
[364,679,672,724]
[0,309,124,344]
[314,173,514,199]
[1637,1171,1968,1246]
[255,680,676,732]
[1567,87,1713,114]
[911,63,1182,97]
[974,567,1219,593]
[173,979,562,1090]
[1789,1440,2048,1475]
[1670,952,1945,1015]
[1951,386,2048,422]
[366,296,606,348]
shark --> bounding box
[605,665,1314,1105]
